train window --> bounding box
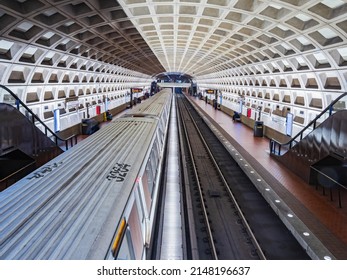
[150,153,157,182]
[141,173,152,213]
[115,228,135,260]
[156,132,162,151]
[135,187,145,222]
[128,203,143,259]
[145,160,154,198]
[160,118,165,132]
[157,127,164,147]
[156,136,160,151]
[151,143,159,167]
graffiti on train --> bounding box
[106,163,131,182]
[27,162,64,180]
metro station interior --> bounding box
[0,0,347,260]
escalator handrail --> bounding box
[0,84,77,147]
[270,92,347,154]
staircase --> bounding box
[0,85,77,190]
[269,93,347,190]
[0,147,36,191]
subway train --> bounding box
[0,89,172,260]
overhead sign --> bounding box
[65,96,79,109]
[65,96,78,102]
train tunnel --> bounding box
[1,0,347,275]
[1,1,346,137]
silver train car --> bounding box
[0,89,172,260]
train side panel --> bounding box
[0,89,172,260]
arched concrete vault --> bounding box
[1,0,347,132]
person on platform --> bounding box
[232,111,241,122]
[106,110,113,121]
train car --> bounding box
[0,89,172,260]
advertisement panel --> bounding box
[286,112,294,136]
[54,109,60,132]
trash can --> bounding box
[254,121,264,137]
[81,119,99,135]
[81,121,88,135]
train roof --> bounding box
[0,118,160,259]
[122,88,172,118]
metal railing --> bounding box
[0,161,36,191]
[0,85,77,151]
[269,92,347,156]
[310,165,344,208]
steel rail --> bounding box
[182,96,267,260]
[177,96,219,260]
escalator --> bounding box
[269,93,347,193]
[0,85,76,190]
[0,148,35,191]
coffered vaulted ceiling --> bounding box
[1,0,347,80]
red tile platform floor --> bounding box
[188,94,347,259]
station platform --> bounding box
[58,109,130,151]
[187,94,347,259]
[60,94,347,259]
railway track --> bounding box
[176,94,310,260]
